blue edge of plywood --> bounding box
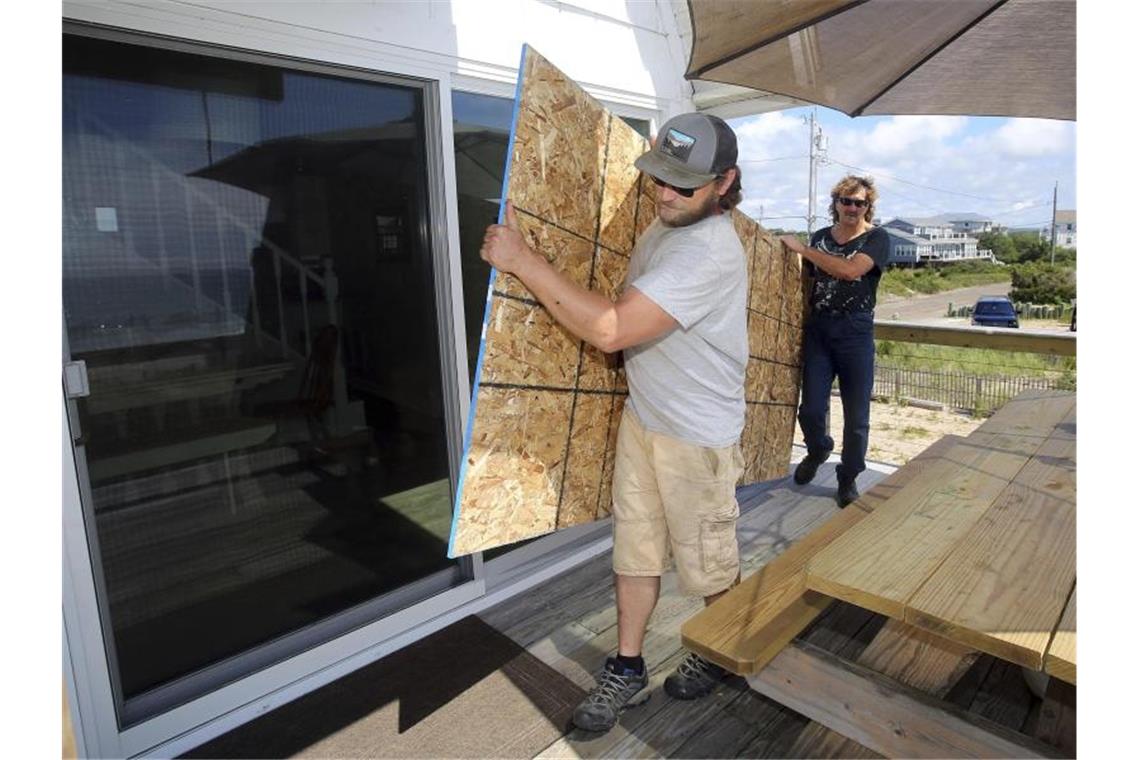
[447,44,529,559]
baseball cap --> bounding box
[634,113,738,189]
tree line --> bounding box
[978,231,1076,304]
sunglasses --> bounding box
[836,196,869,208]
[650,175,714,198]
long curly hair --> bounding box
[829,175,877,224]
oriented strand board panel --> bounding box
[448,46,805,556]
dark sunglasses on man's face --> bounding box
[650,176,698,198]
[837,196,869,208]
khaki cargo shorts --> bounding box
[611,407,744,597]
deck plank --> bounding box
[798,601,885,662]
[1029,676,1077,757]
[968,658,1035,731]
[905,435,1076,671]
[479,556,616,645]
[857,619,980,694]
[786,725,883,759]
[520,473,884,758]
[672,684,816,759]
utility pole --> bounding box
[805,108,825,234]
[1050,180,1058,265]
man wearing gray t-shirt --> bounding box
[480,113,746,734]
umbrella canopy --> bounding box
[685,0,1075,120]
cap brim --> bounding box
[634,151,718,189]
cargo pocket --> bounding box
[699,516,738,574]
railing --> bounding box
[251,241,340,361]
[73,112,341,362]
[871,321,1075,414]
[69,113,351,427]
[874,321,1075,356]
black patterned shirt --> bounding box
[805,226,890,314]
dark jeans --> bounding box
[797,311,875,483]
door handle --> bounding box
[63,360,90,399]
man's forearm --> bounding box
[512,251,620,351]
[798,244,861,281]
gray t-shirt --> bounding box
[623,213,748,448]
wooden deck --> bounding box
[477,460,1071,758]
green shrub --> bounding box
[1009,263,1075,304]
[880,261,1009,297]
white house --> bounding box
[942,212,995,235]
[882,215,994,264]
[882,226,930,266]
[1044,209,1077,247]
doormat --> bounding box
[182,615,584,759]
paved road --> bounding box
[874,283,1073,333]
[875,283,1010,322]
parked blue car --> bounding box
[972,296,1020,328]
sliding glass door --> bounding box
[63,32,462,724]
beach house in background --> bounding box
[1045,210,1076,248]
[881,214,996,266]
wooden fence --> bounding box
[871,364,1074,414]
[946,302,1072,320]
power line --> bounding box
[826,157,1036,204]
[875,186,950,216]
[995,201,1052,214]
[739,155,807,163]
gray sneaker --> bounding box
[572,657,650,732]
[663,651,726,700]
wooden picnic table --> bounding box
[804,389,1076,684]
[681,388,1076,757]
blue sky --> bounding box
[727,107,1076,234]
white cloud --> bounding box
[733,111,802,143]
[862,116,968,159]
[992,119,1074,157]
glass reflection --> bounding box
[64,35,456,703]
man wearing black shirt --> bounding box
[780,175,889,508]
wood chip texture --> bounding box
[449,47,804,556]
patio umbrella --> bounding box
[684,0,1075,120]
